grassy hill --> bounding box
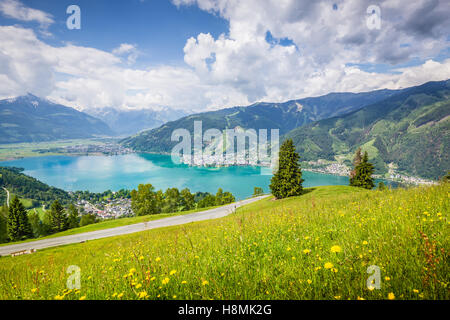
[120,89,401,153]
[0,184,447,300]
[285,80,450,179]
[0,167,70,207]
[0,94,113,144]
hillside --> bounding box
[285,80,450,180]
[0,184,447,300]
[0,94,113,143]
[0,166,70,206]
[87,107,187,136]
[121,89,401,153]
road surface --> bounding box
[0,195,268,256]
[2,187,9,207]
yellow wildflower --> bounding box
[330,245,342,253]
[324,262,333,269]
[388,292,395,300]
[169,270,177,276]
[162,277,170,285]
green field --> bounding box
[0,139,111,161]
[1,204,225,247]
[0,185,448,300]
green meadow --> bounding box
[1,204,224,247]
[0,184,448,300]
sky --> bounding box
[0,0,449,113]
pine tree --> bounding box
[350,151,375,189]
[7,196,33,241]
[48,200,68,233]
[350,147,362,179]
[269,139,304,199]
[67,204,79,229]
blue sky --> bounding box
[0,0,228,67]
[0,0,449,112]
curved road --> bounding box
[2,187,9,207]
[0,195,268,256]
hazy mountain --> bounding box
[87,107,188,137]
[285,80,450,180]
[121,88,402,153]
[0,94,113,144]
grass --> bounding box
[0,184,448,300]
[0,204,225,247]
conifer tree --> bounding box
[48,200,68,233]
[269,139,304,199]
[350,147,362,179]
[7,196,33,241]
[350,151,375,189]
[67,204,79,229]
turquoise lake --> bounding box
[1,153,354,199]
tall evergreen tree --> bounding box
[7,196,33,241]
[269,139,304,199]
[350,151,375,189]
[48,200,68,233]
[67,204,79,229]
[350,147,362,179]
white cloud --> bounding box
[177,0,450,102]
[112,43,140,65]
[0,0,449,113]
[0,0,54,29]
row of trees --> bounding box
[0,198,97,243]
[269,139,378,200]
[131,185,235,216]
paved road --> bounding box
[2,187,9,207]
[0,195,268,256]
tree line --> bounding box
[131,185,235,216]
[0,198,95,243]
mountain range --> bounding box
[0,94,113,144]
[285,80,450,179]
[121,80,449,180]
[86,107,187,137]
[120,88,402,153]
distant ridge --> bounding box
[121,88,403,153]
[0,94,113,143]
[285,79,450,180]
